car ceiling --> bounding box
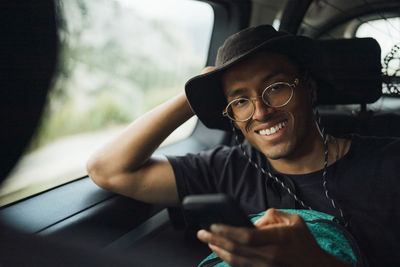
[248,0,400,38]
[300,0,400,38]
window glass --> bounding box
[350,17,400,111]
[0,0,213,206]
[356,17,400,106]
[356,17,400,79]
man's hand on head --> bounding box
[197,208,350,267]
[201,66,216,74]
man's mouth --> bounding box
[256,120,288,136]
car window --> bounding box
[0,0,213,206]
[356,17,400,111]
[322,16,400,113]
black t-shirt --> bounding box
[167,135,400,266]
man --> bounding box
[87,25,400,266]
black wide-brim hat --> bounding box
[185,25,318,131]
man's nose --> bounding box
[252,98,274,120]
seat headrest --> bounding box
[315,38,382,105]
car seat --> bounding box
[315,38,395,137]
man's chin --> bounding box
[259,143,294,160]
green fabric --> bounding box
[198,209,359,267]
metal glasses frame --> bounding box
[222,78,299,122]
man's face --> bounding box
[222,52,317,160]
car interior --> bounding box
[1,0,399,266]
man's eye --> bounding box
[270,84,285,91]
[232,98,249,107]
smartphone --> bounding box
[182,193,254,230]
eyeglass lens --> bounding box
[227,83,293,121]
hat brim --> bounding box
[185,35,316,131]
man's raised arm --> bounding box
[86,90,194,206]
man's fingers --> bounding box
[209,224,263,245]
[197,227,308,266]
[199,209,305,246]
[209,243,254,267]
[209,218,303,246]
[209,244,281,267]
[197,210,324,267]
[201,66,215,74]
[198,229,245,254]
[198,229,259,257]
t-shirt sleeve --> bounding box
[166,146,230,202]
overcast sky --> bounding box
[356,18,400,64]
[117,0,212,24]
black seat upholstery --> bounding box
[315,38,382,106]
[313,38,400,137]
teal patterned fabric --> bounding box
[198,209,361,267]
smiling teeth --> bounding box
[258,120,287,136]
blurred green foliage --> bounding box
[29,91,133,150]
[28,0,209,151]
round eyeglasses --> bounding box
[222,78,299,122]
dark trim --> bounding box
[106,209,170,251]
[0,175,88,209]
[279,0,313,33]
[204,0,251,65]
[0,178,114,233]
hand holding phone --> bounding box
[182,194,254,230]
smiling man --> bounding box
[221,52,323,169]
[88,25,400,266]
